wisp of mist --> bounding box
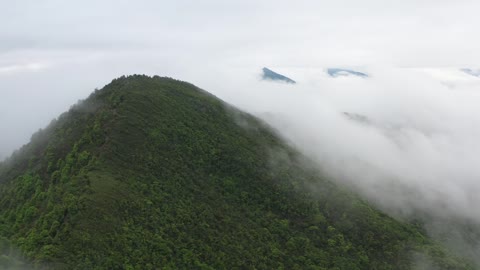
[199,66,480,226]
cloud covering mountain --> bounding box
[2,1,480,259]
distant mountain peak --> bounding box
[460,68,480,77]
[261,67,296,84]
[327,68,368,78]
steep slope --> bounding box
[0,75,472,269]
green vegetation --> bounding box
[0,75,473,269]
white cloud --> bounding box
[190,66,480,225]
[0,62,50,75]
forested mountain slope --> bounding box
[0,75,472,269]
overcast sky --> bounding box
[3,1,480,261]
[1,0,480,164]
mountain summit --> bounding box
[0,75,471,269]
[461,68,480,78]
[327,68,368,78]
[261,67,296,84]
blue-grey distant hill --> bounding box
[262,67,296,84]
[461,68,480,78]
[327,68,368,78]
